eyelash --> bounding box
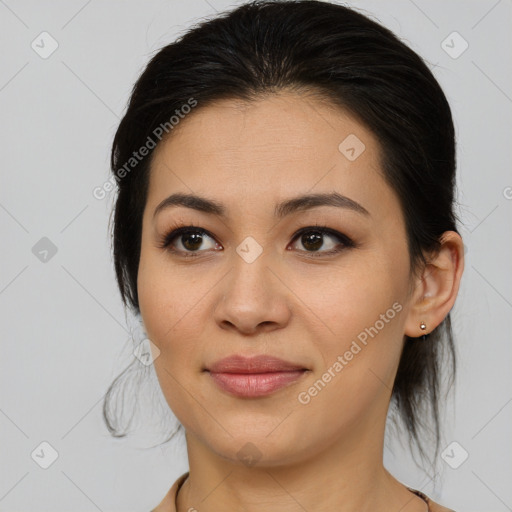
[156,223,356,259]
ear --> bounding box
[404,231,465,338]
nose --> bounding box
[213,250,292,336]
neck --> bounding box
[176,417,426,512]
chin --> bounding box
[199,426,313,469]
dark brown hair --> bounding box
[104,0,460,472]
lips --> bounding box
[207,354,307,373]
[205,355,309,398]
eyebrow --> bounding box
[153,191,370,220]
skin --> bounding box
[137,90,464,512]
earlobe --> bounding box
[404,231,465,338]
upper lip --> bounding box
[206,355,307,374]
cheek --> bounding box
[314,258,404,338]
[137,250,184,348]
[137,253,214,367]
[294,284,405,445]
[137,261,171,345]
[137,258,209,424]
[307,254,408,394]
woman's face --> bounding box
[137,92,420,466]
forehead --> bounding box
[147,92,395,220]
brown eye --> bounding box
[180,231,207,251]
[290,226,354,256]
[299,231,324,251]
[158,227,221,256]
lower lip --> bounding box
[207,370,307,398]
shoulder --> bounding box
[151,471,189,512]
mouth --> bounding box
[204,354,309,398]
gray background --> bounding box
[1,0,511,510]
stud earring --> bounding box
[420,321,427,341]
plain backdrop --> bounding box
[1,0,511,510]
